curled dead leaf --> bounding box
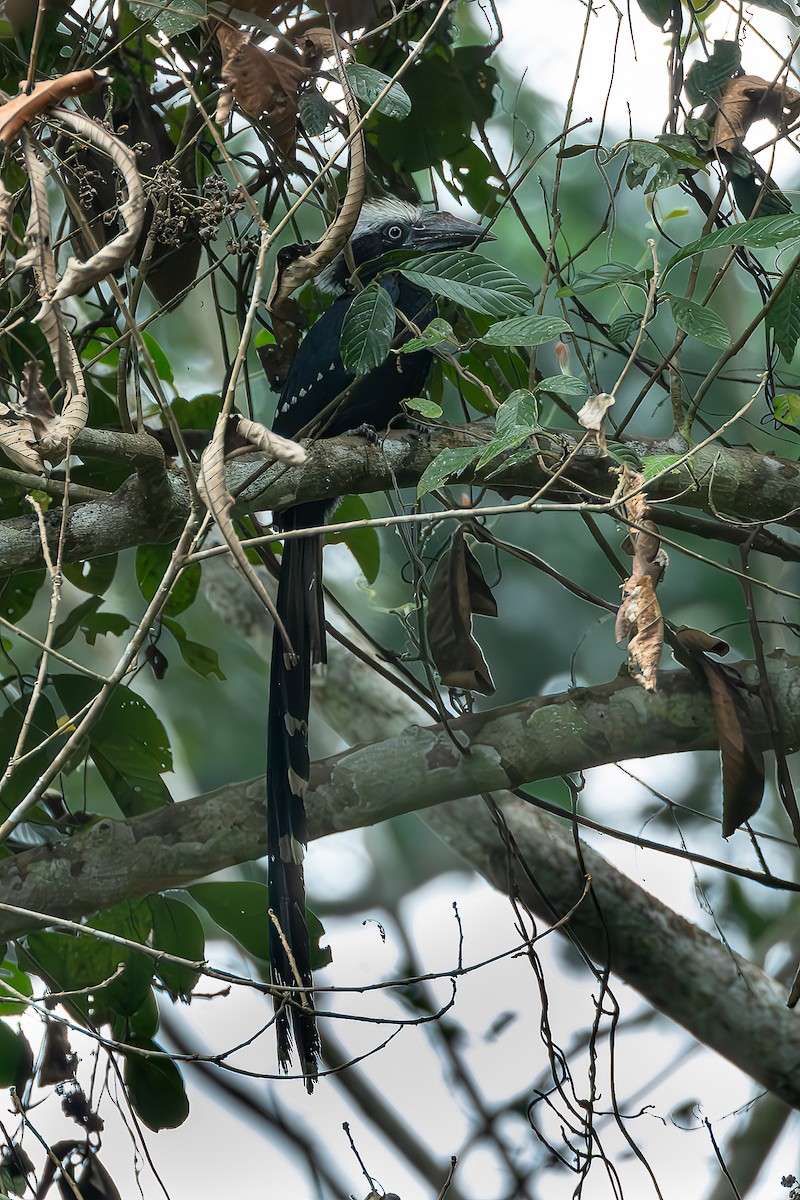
[295,26,350,72]
[615,464,665,690]
[236,415,307,464]
[0,70,106,145]
[709,74,800,153]
[578,391,614,449]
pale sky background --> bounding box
[16,2,800,1198]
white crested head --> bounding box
[316,198,428,295]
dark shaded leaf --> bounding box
[39,1018,75,1085]
[148,895,204,1001]
[684,40,742,107]
[0,569,45,623]
[135,544,200,616]
[0,960,32,1016]
[74,1154,123,1200]
[162,617,225,680]
[63,555,118,596]
[340,280,397,374]
[52,675,173,816]
[52,595,102,650]
[124,1042,189,1130]
[298,87,332,135]
[636,0,672,25]
[427,525,496,695]
[0,1021,32,1090]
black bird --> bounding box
[267,198,489,1090]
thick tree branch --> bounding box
[4,656,800,1107]
[2,425,800,573]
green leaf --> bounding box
[667,295,731,348]
[141,332,174,386]
[684,40,741,107]
[136,545,200,617]
[396,317,457,354]
[416,446,481,498]
[63,555,118,596]
[607,312,645,344]
[627,140,669,169]
[346,63,412,119]
[52,595,102,650]
[0,571,46,624]
[403,397,444,418]
[480,314,570,347]
[642,454,684,481]
[773,393,800,427]
[767,269,800,361]
[0,1022,32,1090]
[662,214,800,279]
[476,389,539,468]
[128,0,206,34]
[644,159,680,194]
[53,675,173,816]
[327,494,380,584]
[298,87,333,135]
[188,880,331,970]
[636,0,672,25]
[188,881,271,960]
[0,961,32,1017]
[254,328,276,350]
[23,903,153,1028]
[746,0,798,21]
[340,281,397,374]
[162,617,226,680]
[124,1042,189,1130]
[534,374,589,397]
[81,611,132,646]
[148,896,205,1001]
[0,695,59,813]
[401,251,531,318]
[557,262,645,296]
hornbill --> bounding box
[267,198,490,1090]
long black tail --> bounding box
[267,502,326,1091]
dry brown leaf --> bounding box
[216,26,310,158]
[236,415,307,464]
[614,573,663,690]
[295,26,350,71]
[709,74,800,152]
[615,464,665,690]
[0,70,105,145]
[577,391,614,450]
[427,525,497,696]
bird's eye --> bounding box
[385,224,406,242]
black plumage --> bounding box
[267,199,489,1089]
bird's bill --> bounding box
[409,210,495,251]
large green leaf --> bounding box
[128,0,206,35]
[401,252,531,318]
[63,555,118,596]
[0,694,59,813]
[162,617,226,680]
[636,0,672,24]
[23,902,153,1028]
[124,1042,189,1130]
[667,295,731,348]
[476,390,539,469]
[0,1021,32,1090]
[346,63,411,120]
[662,214,800,279]
[481,314,570,347]
[0,961,32,1016]
[327,495,380,584]
[768,269,800,361]
[417,446,481,499]
[148,895,205,1001]
[189,881,330,970]
[135,545,200,617]
[53,675,173,816]
[0,570,46,624]
[340,281,397,374]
